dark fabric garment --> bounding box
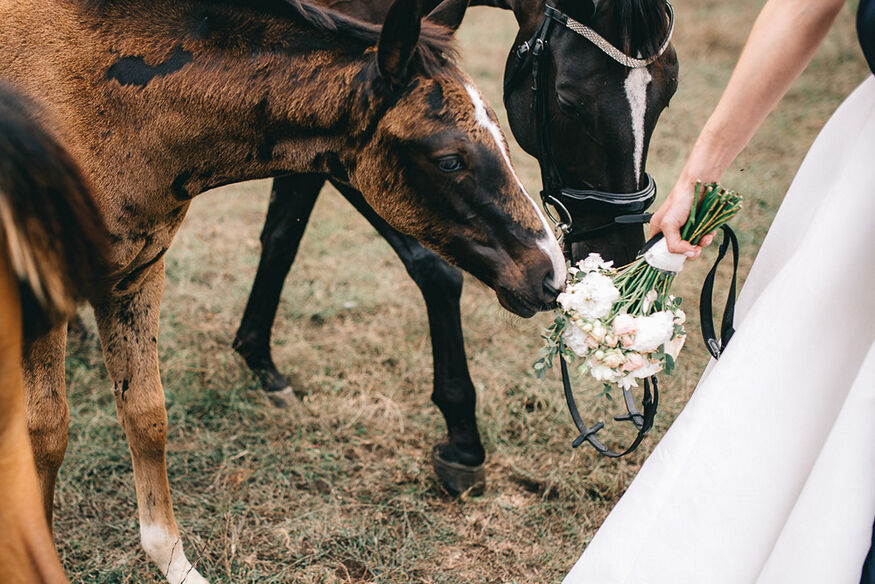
[858,0,875,75]
[861,517,875,584]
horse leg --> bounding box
[22,326,70,529]
[333,183,486,495]
[233,174,324,407]
[94,262,208,584]
[1,255,67,583]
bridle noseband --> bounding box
[505,1,675,253]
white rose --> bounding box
[558,272,619,319]
[629,311,675,353]
[673,308,686,325]
[563,323,591,357]
[578,253,614,273]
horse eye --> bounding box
[436,155,466,173]
[556,95,582,119]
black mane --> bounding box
[603,0,671,60]
[81,0,457,76]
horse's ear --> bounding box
[425,0,469,33]
[377,0,425,87]
[576,0,597,21]
[554,0,596,21]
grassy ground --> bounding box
[56,1,869,582]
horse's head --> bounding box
[503,0,678,265]
[350,0,566,317]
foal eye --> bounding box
[436,155,466,173]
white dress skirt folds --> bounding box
[564,77,875,584]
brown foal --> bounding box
[0,0,564,581]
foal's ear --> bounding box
[425,0,468,33]
[377,0,425,87]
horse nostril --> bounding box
[543,276,561,303]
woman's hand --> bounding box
[649,175,715,260]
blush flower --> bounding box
[622,352,647,372]
[601,349,625,369]
[612,313,637,336]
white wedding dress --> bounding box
[564,77,875,584]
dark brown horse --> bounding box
[233,0,678,493]
[0,81,108,584]
[2,0,566,581]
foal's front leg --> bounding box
[94,262,208,584]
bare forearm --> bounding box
[682,0,845,183]
[651,0,846,254]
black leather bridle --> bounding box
[504,3,685,457]
[504,2,674,253]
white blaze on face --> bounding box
[624,67,652,184]
[463,83,567,289]
[140,523,210,584]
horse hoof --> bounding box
[433,450,486,496]
[265,386,298,408]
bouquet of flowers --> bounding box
[534,182,742,394]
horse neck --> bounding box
[2,1,378,205]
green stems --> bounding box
[612,182,742,317]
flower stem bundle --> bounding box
[534,182,743,394]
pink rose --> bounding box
[622,352,647,372]
[602,350,625,369]
[612,313,637,336]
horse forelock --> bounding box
[599,0,670,60]
[80,0,458,77]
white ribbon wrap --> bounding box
[643,237,686,274]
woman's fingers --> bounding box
[699,232,716,247]
[663,226,699,256]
